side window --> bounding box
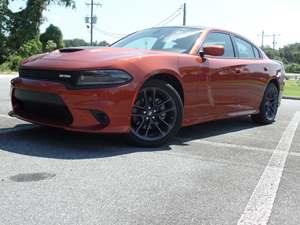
[233,37,255,59]
[253,46,261,59]
[202,33,235,58]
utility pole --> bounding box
[272,34,280,50]
[86,0,102,46]
[261,30,265,48]
[183,3,186,26]
[258,31,280,49]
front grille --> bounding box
[19,69,80,87]
[13,89,73,125]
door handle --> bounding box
[235,69,241,74]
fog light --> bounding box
[90,110,110,128]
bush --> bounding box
[0,38,43,71]
[18,38,43,58]
[285,63,300,73]
[0,54,23,71]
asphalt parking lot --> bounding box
[1,75,300,225]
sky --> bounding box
[9,0,300,48]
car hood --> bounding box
[21,47,173,70]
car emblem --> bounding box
[59,74,71,79]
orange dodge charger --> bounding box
[10,26,285,147]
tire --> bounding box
[251,83,279,125]
[128,79,183,147]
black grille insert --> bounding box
[19,69,79,87]
[13,89,73,125]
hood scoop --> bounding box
[59,48,85,53]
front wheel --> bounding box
[251,83,279,124]
[128,79,183,147]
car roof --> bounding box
[152,25,208,30]
[151,26,260,48]
[148,26,265,56]
[151,26,240,36]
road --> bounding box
[1,75,300,225]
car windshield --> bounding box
[111,27,203,54]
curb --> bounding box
[283,96,300,100]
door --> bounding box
[201,32,241,116]
[231,36,267,113]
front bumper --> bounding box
[10,78,137,133]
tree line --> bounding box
[0,0,109,72]
[262,44,300,73]
[1,0,300,73]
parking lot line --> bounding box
[0,114,12,119]
[237,112,300,225]
[190,139,274,154]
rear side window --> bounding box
[202,33,235,58]
[253,46,261,59]
[233,37,255,59]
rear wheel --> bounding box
[128,80,183,147]
[251,83,279,124]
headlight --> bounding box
[77,70,132,86]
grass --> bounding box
[284,80,300,97]
[0,67,17,75]
[0,71,17,75]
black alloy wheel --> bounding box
[129,79,183,147]
[251,83,279,124]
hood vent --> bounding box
[59,48,85,53]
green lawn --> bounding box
[284,80,300,97]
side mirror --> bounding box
[200,45,225,57]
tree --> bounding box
[64,39,89,47]
[63,39,110,47]
[0,0,9,62]
[40,24,64,49]
[45,40,57,52]
[2,0,75,55]
[279,43,300,64]
[97,40,110,46]
[262,46,281,60]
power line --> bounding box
[93,26,128,38]
[160,10,182,26]
[258,30,281,49]
[94,4,185,39]
[154,5,183,27]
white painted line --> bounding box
[237,112,300,225]
[290,151,300,158]
[0,114,12,119]
[191,139,274,154]
[177,137,300,159]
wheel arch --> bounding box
[268,78,280,92]
[257,78,280,110]
[143,73,185,105]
